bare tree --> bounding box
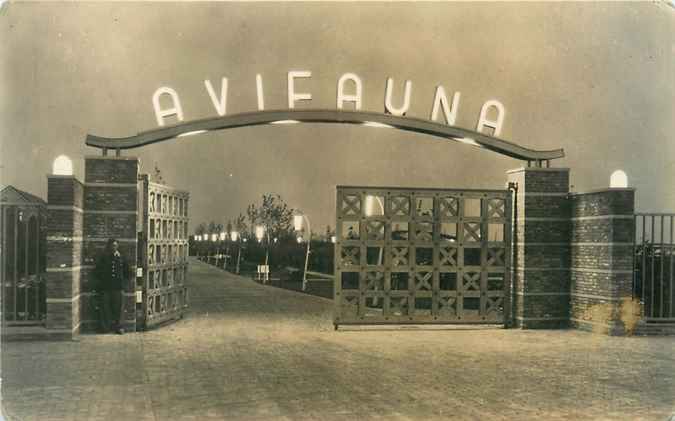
[246,194,294,240]
[207,221,223,236]
[235,214,247,238]
[195,222,207,236]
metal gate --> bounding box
[334,186,512,327]
[634,213,675,321]
[140,178,190,329]
[0,198,47,326]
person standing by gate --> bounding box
[95,238,130,334]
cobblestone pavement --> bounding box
[2,259,674,421]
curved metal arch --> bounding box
[85,109,564,162]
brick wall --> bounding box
[507,168,571,329]
[45,175,84,339]
[80,156,139,333]
[569,189,637,335]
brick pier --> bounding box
[44,156,140,338]
[45,176,84,339]
[507,168,571,328]
[506,167,638,334]
[570,188,637,334]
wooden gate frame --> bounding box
[334,186,512,327]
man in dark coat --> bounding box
[95,238,130,334]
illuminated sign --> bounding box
[87,71,563,164]
[152,71,506,137]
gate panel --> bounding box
[334,186,512,326]
[142,181,189,329]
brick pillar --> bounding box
[507,168,571,328]
[81,156,139,333]
[570,189,636,335]
[45,175,84,339]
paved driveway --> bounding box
[1,260,674,420]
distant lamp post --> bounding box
[52,155,73,176]
[364,195,384,305]
[209,233,217,265]
[255,225,265,242]
[293,213,304,232]
[217,232,227,268]
[610,170,628,188]
[293,210,312,291]
[195,235,204,261]
[230,230,241,274]
[364,194,384,217]
[255,225,269,282]
[364,195,384,263]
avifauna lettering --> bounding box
[152,71,506,137]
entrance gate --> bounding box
[334,186,512,327]
[139,178,190,329]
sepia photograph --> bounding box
[0,1,674,420]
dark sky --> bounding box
[1,2,673,231]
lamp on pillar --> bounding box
[610,170,628,188]
[52,155,73,176]
[293,209,312,291]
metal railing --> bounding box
[1,206,47,326]
[634,213,675,321]
[2,274,46,324]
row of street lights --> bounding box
[194,230,246,274]
[193,210,314,289]
[194,231,244,242]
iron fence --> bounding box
[1,205,47,325]
[634,213,675,321]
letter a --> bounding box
[476,100,505,137]
[337,73,363,110]
[152,87,184,127]
[384,78,412,116]
[430,86,460,126]
[204,77,228,116]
